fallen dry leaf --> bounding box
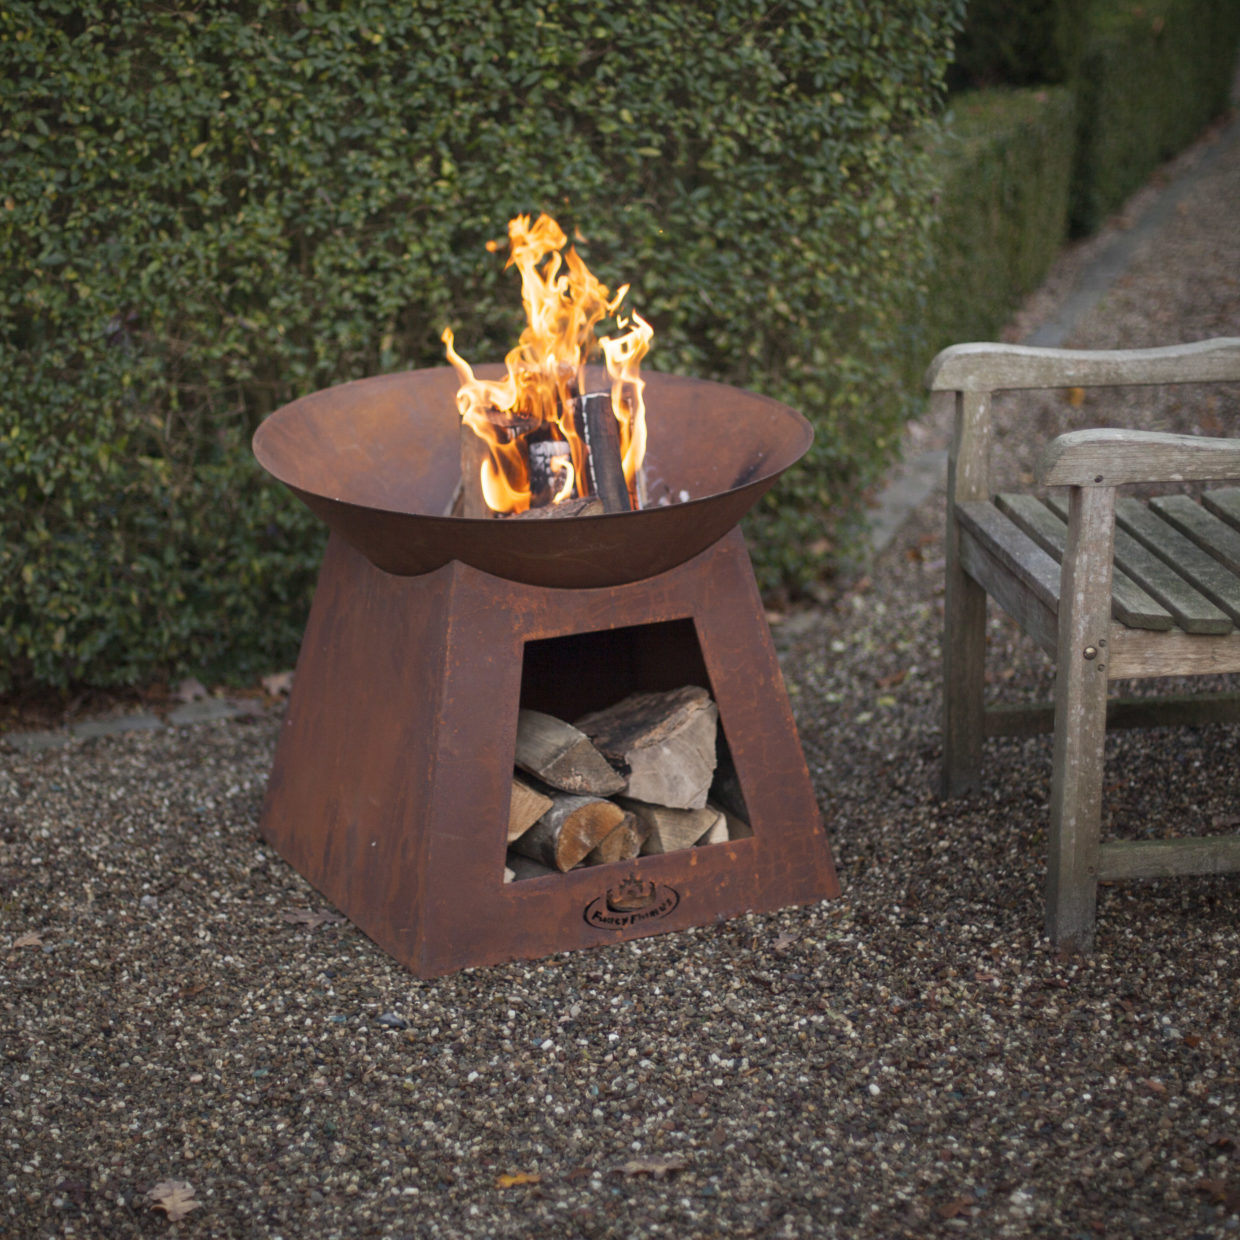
[937,1196,975,1220]
[11,931,43,949]
[1195,1178,1240,1210]
[262,670,295,697]
[619,1155,687,1179]
[174,677,209,703]
[496,1171,542,1189]
[282,909,346,930]
[147,1179,201,1221]
[771,932,800,952]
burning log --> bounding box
[449,403,540,518]
[575,391,631,514]
[446,427,492,519]
[617,799,725,854]
[575,686,718,809]
[511,792,628,871]
[442,215,653,522]
[514,709,625,796]
[528,435,572,508]
[584,811,649,866]
[508,774,554,843]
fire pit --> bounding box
[252,220,837,976]
[253,367,837,976]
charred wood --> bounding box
[528,435,573,508]
[510,495,604,520]
[574,391,631,513]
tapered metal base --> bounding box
[260,527,838,977]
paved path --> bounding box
[866,106,1240,559]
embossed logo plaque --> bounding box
[584,873,681,930]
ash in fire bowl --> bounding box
[252,216,812,589]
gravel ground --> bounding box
[4,119,1240,1238]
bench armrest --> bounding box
[927,338,1240,394]
[1038,428,1240,487]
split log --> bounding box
[506,854,558,882]
[511,496,604,520]
[511,793,628,871]
[450,423,493,519]
[698,813,730,846]
[584,811,649,866]
[508,774,553,843]
[619,799,725,854]
[575,686,718,809]
[514,709,625,796]
[708,800,754,842]
[574,391,631,513]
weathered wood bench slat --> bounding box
[1043,494,1232,634]
[995,493,1174,630]
[1114,497,1240,624]
[1106,624,1240,679]
[1202,485,1240,533]
[955,501,1060,657]
[1099,836,1240,882]
[984,690,1240,737]
[1151,493,1240,575]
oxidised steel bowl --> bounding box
[253,364,811,590]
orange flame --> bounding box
[441,213,652,514]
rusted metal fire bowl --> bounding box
[252,364,811,589]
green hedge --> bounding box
[949,0,1077,89]
[924,85,1075,354]
[0,0,962,690]
[1072,0,1240,233]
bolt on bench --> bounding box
[930,337,1240,952]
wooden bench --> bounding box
[929,337,1240,952]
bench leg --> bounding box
[1045,485,1115,953]
[941,548,988,797]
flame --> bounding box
[441,213,652,514]
[549,455,575,505]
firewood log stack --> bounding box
[503,686,752,880]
